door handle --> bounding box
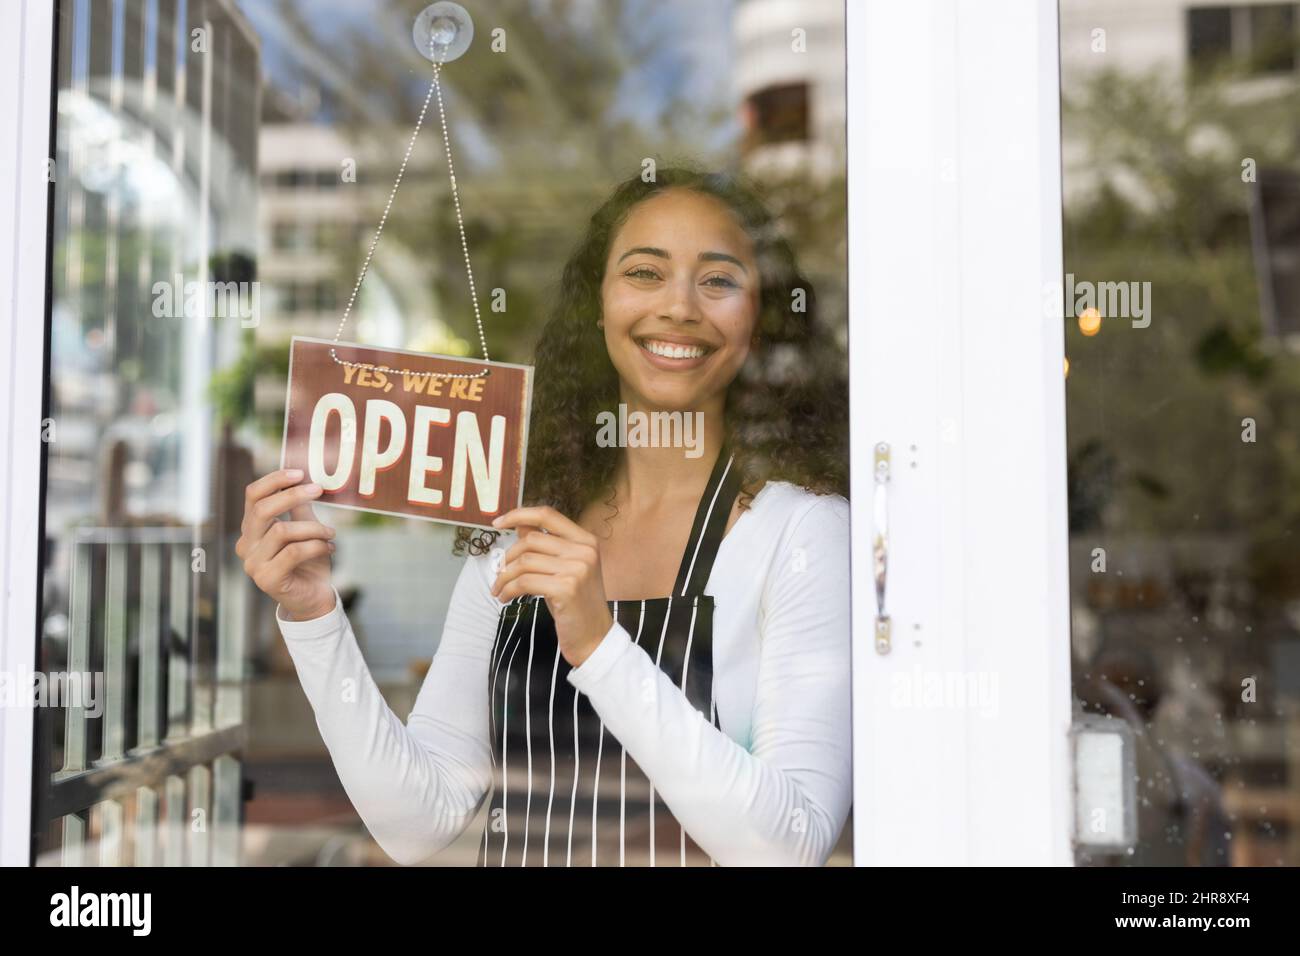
[873,442,891,654]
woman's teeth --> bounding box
[641,339,708,360]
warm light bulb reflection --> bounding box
[1078,307,1102,336]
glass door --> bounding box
[17,0,854,867]
[1061,0,1300,867]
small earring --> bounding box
[596,319,605,328]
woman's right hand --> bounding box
[236,468,337,621]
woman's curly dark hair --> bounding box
[455,165,848,556]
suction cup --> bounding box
[413,2,474,63]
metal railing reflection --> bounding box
[44,527,250,866]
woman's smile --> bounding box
[635,333,717,370]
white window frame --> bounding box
[0,0,56,867]
[847,0,1074,865]
[0,0,1075,867]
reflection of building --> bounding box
[256,114,451,347]
[253,107,489,470]
[51,0,260,527]
[1061,1,1300,196]
[1061,0,1298,90]
[732,0,845,178]
[1061,1,1300,342]
[1061,0,1300,866]
[39,0,262,868]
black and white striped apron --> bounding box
[480,449,742,866]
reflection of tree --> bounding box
[52,226,175,388]
[1063,64,1300,602]
[1067,438,1115,533]
[265,0,845,364]
[210,339,288,435]
[266,0,726,364]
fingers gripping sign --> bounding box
[489,506,613,667]
[236,468,338,621]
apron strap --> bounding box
[672,447,743,597]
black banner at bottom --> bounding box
[5,864,1291,942]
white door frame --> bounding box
[847,0,1075,864]
[0,0,56,868]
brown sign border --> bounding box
[278,335,534,531]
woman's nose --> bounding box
[658,277,700,323]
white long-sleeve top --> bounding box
[276,480,853,866]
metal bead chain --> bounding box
[432,51,490,366]
[329,44,490,380]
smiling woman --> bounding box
[241,165,854,866]
[501,167,850,542]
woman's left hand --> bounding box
[490,506,613,668]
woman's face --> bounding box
[600,188,760,414]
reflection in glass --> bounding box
[34,0,849,866]
[1062,0,1300,866]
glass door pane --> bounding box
[35,0,851,866]
[1061,0,1300,866]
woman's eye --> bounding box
[624,267,661,281]
[702,274,739,289]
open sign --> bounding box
[280,337,533,529]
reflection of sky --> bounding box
[609,0,735,127]
[236,0,735,139]
[60,92,185,219]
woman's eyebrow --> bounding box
[699,251,748,274]
[615,246,749,275]
[616,246,669,263]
